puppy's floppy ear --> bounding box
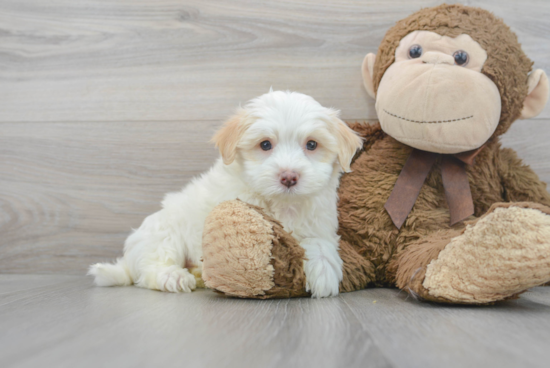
[328,110,363,172]
[211,109,248,165]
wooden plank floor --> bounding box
[1,275,550,368]
[1,2,550,366]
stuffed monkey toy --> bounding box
[201,4,550,304]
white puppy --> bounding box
[89,90,362,298]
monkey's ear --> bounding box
[211,109,248,165]
[520,69,549,119]
[362,53,377,99]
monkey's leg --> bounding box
[201,200,309,299]
[202,200,374,298]
[392,203,550,304]
[339,240,375,293]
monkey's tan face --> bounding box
[375,31,501,154]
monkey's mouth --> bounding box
[383,109,473,124]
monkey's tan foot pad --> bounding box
[423,204,550,304]
[202,200,309,299]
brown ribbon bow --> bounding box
[384,146,484,229]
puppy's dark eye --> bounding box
[306,140,317,151]
[260,140,272,151]
[408,44,422,59]
[453,50,469,66]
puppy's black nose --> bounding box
[280,171,299,188]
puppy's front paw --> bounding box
[157,266,196,293]
[304,258,341,298]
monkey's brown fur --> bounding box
[334,4,550,297]
[337,123,550,294]
[202,4,550,303]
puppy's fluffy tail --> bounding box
[88,258,133,287]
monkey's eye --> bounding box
[260,140,272,151]
[306,140,317,151]
[408,44,423,59]
[453,50,469,66]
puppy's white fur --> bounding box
[89,90,362,298]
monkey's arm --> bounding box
[498,147,550,206]
[346,121,385,160]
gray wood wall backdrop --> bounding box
[1,0,549,275]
